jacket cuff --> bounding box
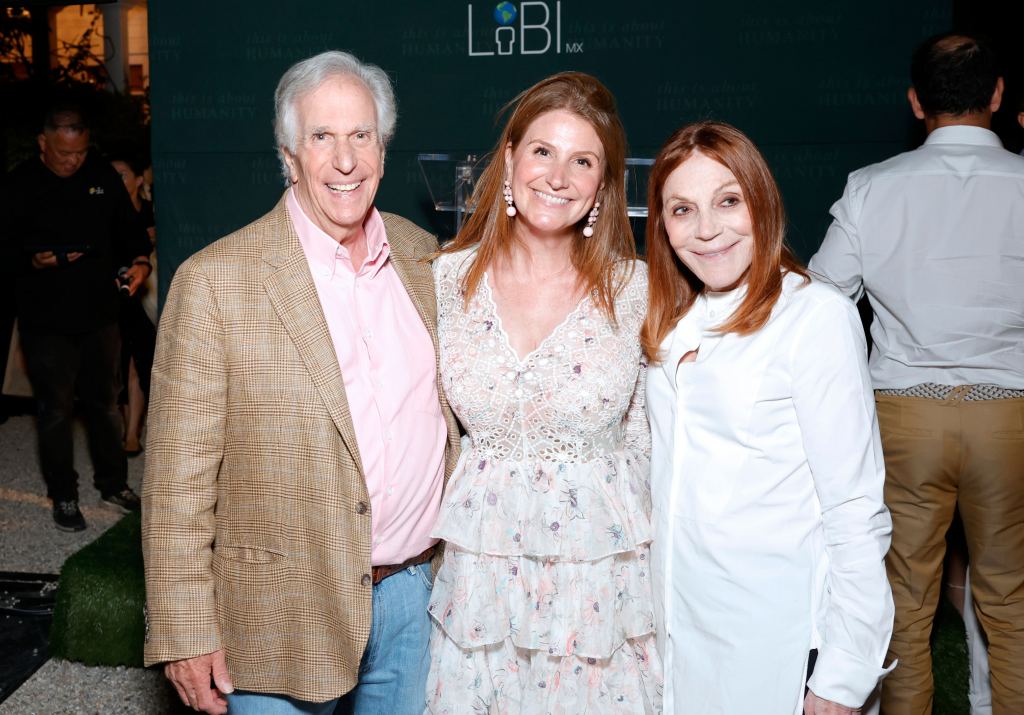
[142,602,222,667]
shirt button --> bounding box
[387,487,394,496]
[361,574,372,587]
[363,329,373,339]
[356,502,368,515]
[320,267,330,278]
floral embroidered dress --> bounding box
[427,247,662,714]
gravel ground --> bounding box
[0,660,182,714]
[0,414,184,714]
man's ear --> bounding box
[990,77,1004,113]
[281,148,299,184]
[907,87,926,120]
[37,133,47,154]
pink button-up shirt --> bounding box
[287,189,446,566]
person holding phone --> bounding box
[0,102,151,531]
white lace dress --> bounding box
[426,248,662,714]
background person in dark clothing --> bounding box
[0,272,15,424]
[0,104,151,531]
[111,154,156,456]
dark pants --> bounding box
[20,323,128,501]
[0,284,16,415]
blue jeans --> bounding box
[227,562,433,714]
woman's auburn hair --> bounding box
[440,71,636,322]
[640,121,807,363]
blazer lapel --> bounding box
[261,195,364,477]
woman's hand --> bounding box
[804,690,860,715]
[32,250,83,269]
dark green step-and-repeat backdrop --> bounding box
[149,1,951,305]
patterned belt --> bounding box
[371,545,436,586]
[876,383,1024,401]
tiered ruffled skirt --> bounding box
[426,451,662,713]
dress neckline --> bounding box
[481,271,590,366]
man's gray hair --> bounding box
[274,50,397,181]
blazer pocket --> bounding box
[214,544,287,565]
[211,550,292,614]
[212,551,295,660]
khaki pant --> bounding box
[876,394,1024,715]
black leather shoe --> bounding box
[101,487,141,513]
[53,499,87,531]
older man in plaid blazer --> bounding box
[142,51,460,715]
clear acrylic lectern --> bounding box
[418,154,654,239]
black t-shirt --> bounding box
[1,154,151,334]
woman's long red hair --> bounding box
[641,121,807,363]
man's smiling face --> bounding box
[283,74,384,244]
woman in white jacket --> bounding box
[641,121,894,715]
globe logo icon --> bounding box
[494,1,517,26]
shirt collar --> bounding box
[660,283,748,386]
[700,283,748,326]
[924,125,1003,149]
[286,187,389,278]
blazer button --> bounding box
[356,502,368,515]
[361,574,372,587]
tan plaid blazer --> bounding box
[141,195,460,702]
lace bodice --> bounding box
[434,248,650,465]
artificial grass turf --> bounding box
[932,596,970,715]
[44,511,971,713]
[49,511,145,667]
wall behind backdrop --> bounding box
[149,0,951,305]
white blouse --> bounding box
[647,272,894,714]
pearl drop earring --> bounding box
[583,201,600,237]
[503,180,517,217]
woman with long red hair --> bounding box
[426,73,661,713]
[642,121,893,714]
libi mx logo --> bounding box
[467,2,582,56]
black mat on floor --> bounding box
[0,572,58,704]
